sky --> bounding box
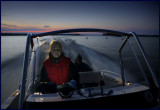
[1,1,159,35]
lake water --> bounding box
[1,35,159,104]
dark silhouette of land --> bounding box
[1,32,159,37]
[103,33,159,37]
[1,33,28,36]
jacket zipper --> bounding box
[57,63,58,69]
[61,64,63,84]
[57,63,60,85]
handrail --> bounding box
[119,36,130,53]
[129,32,159,88]
[118,32,159,89]
[119,36,130,86]
[127,40,149,86]
[19,34,32,109]
[119,53,125,86]
[31,28,130,38]
[30,28,130,49]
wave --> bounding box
[58,38,121,74]
[1,53,24,69]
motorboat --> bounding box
[2,28,159,109]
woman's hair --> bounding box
[50,40,62,50]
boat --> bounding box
[1,28,159,109]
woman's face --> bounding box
[51,46,62,58]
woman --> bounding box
[40,40,78,85]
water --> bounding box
[1,36,27,104]
[1,36,27,67]
[58,36,123,73]
[1,35,159,104]
[58,35,159,83]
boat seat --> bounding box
[79,71,104,88]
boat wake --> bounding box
[58,38,121,74]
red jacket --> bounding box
[43,56,71,85]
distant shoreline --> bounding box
[1,33,159,37]
[102,34,159,37]
[1,33,28,36]
[137,35,159,37]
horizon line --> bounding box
[1,30,159,36]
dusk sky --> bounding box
[1,1,159,35]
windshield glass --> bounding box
[28,33,157,91]
[30,34,125,90]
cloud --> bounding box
[1,23,50,33]
[2,27,45,31]
[44,25,50,28]
[2,23,23,29]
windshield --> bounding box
[24,32,157,94]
